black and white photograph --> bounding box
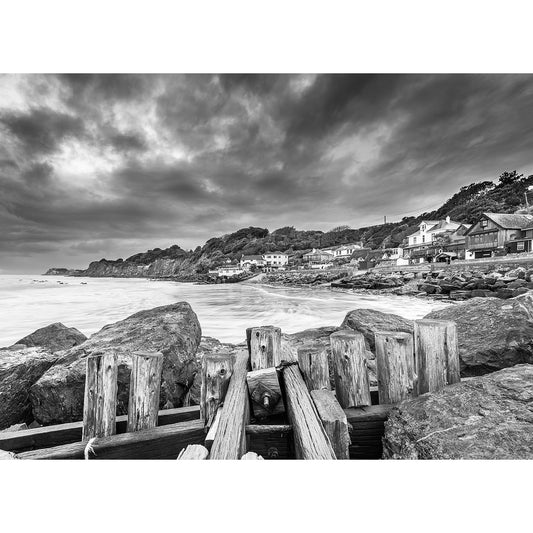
[1,2,531,531]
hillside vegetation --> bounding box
[54,170,533,278]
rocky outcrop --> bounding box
[0,346,58,430]
[340,308,414,352]
[15,323,87,353]
[425,293,533,376]
[383,364,533,459]
[266,270,348,286]
[30,302,202,425]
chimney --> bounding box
[446,216,450,224]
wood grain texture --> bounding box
[414,320,452,395]
[0,406,200,453]
[127,351,164,432]
[204,406,222,450]
[330,330,371,408]
[82,351,118,440]
[374,331,416,404]
[281,364,336,460]
[177,444,209,460]
[246,368,284,418]
[17,419,205,460]
[297,345,330,391]
[311,389,350,459]
[209,350,251,460]
[245,424,292,435]
[249,326,281,370]
[200,354,234,424]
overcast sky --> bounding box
[1,74,533,273]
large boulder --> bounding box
[424,293,533,376]
[0,346,57,429]
[383,364,533,459]
[340,309,414,352]
[15,322,87,353]
[30,302,202,425]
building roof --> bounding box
[264,251,287,256]
[241,255,263,260]
[483,213,533,229]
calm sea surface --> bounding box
[0,274,448,346]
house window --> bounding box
[413,237,417,244]
[481,219,488,228]
[422,235,425,243]
[518,242,525,251]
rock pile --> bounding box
[417,266,533,300]
[332,272,416,291]
[265,269,348,286]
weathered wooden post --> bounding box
[200,353,234,425]
[310,389,350,459]
[249,326,281,370]
[127,351,164,432]
[209,350,251,459]
[414,319,460,394]
[241,452,264,460]
[374,331,416,404]
[281,364,337,460]
[82,351,118,440]
[330,330,371,408]
[297,345,330,391]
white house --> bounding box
[263,251,288,271]
[209,265,245,277]
[407,217,462,246]
[240,255,265,270]
[331,243,362,258]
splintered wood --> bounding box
[178,444,209,460]
[82,351,118,440]
[374,331,416,404]
[282,364,336,460]
[297,345,330,391]
[330,330,371,408]
[209,350,251,459]
[200,354,234,425]
[246,368,284,418]
[249,326,281,370]
[127,351,164,432]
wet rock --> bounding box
[340,309,413,352]
[15,322,87,353]
[30,302,202,425]
[425,293,533,376]
[383,364,533,459]
[0,346,58,430]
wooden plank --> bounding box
[245,424,292,435]
[200,353,234,424]
[82,351,118,440]
[0,406,200,453]
[17,419,205,460]
[330,330,371,408]
[297,345,330,391]
[374,331,416,404]
[209,350,251,460]
[247,368,284,418]
[249,326,281,370]
[311,389,350,460]
[178,444,209,460]
[281,364,336,460]
[344,404,393,423]
[127,351,164,432]
[204,406,222,450]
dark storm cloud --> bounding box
[0,107,85,155]
[1,73,533,273]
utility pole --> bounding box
[384,215,387,224]
[525,191,530,209]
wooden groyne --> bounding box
[0,319,461,460]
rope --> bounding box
[84,437,97,460]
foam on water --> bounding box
[0,274,449,345]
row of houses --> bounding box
[381,212,533,267]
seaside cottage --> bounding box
[239,255,265,270]
[464,212,533,259]
[262,251,289,271]
[303,248,335,265]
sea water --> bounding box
[0,274,448,346]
